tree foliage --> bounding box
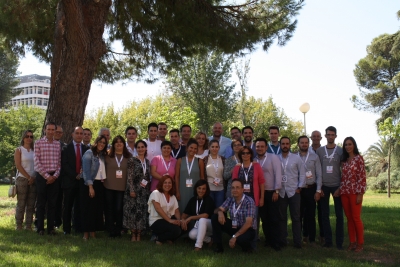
[0,106,45,176]
[165,50,238,132]
[364,138,390,177]
[352,33,400,125]
[0,44,20,108]
[0,0,304,144]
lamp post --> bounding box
[299,103,310,134]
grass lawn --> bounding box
[0,184,399,267]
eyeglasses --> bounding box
[98,141,106,145]
[25,135,34,139]
[55,131,63,134]
[242,152,251,155]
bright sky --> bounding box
[18,0,400,152]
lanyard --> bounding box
[241,163,253,182]
[234,156,239,164]
[186,156,195,176]
[243,141,253,149]
[269,143,280,154]
[138,157,146,176]
[196,199,203,215]
[279,154,290,174]
[161,157,171,172]
[115,155,124,169]
[256,154,267,167]
[232,195,246,219]
[324,146,337,163]
[210,156,219,174]
[298,152,309,170]
[171,145,181,159]
[162,193,171,213]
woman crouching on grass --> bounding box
[148,175,181,245]
[340,137,367,252]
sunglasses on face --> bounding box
[25,135,34,139]
[242,152,251,155]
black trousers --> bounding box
[279,192,301,246]
[54,180,63,227]
[150,219,182,243]
[211,213,255,252]
[300,185,317,242]
[62,179,81,233]
[259,190,281,247]
[36,174,60,233]
[104,188,124,235]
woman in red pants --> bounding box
[340,137,367,252]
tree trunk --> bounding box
[388,141,391,198]
[44,0,111,143]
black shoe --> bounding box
[48,230,57,236]
[213,244,224,253]
[64,231,71,235]
[294,244,302,249]
[323,243,333,248]
[38,230,45,236]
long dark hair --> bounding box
[108,135,131,158]
[193,179,210,198]
[91,135,108,157]
[341,136,360,162]
[135,139,148,158]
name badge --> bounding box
[163,172,169,176]
[244,183,250,193]
[186,179,193,187]
[232,220,238,229]
[326,166,333,174]
[306,171,313,179]
[140,179,148,188]
[116,170,123,178]
[282,175,287,183]
[213,178,221,186]
[194,220,199,229]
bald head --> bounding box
[311,130,322,146]
[212,122,223,138]
[72,126,84,143]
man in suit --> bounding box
[61,126,88,235]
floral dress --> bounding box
[123,157,151,230]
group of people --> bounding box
[14,121,366,253]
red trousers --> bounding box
[341,194,364,244]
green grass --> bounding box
[0,184,399,267]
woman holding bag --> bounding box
[14,130,37,231]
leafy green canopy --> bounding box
[352,33,400,125]
[0,43,20,107]
[0,0,304,83]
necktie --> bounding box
[76,143,81,174]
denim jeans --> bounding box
[320,185,344,247]
[210,190,225,208]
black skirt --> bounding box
[80,179,105,232]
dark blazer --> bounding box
[61,142,89,189]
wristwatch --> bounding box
[316,190,321,193]
[232,235,237,238]
[275,190,279,194]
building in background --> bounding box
[8,74,50,110]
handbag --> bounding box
[8,164,17,198]
[8,178,16,198]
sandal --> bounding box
[354,244,364,252]
[347,242,357,251]
[136,231,141,241]
[131,230,137,242]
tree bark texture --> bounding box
[45,0,111,143]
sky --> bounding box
[17,0,400,152]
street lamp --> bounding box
[299,102,310,134]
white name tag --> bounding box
[244,183,250,193]
[232,220,238,229]
[306,171,313,179]
[213,178,221,186]
[282,175,287,183]
[326,166,333,174]
[116,170,123,178]
[186,179,193,187]
[140,179,148,188]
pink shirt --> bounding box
[150,155,177,191]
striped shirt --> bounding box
[34,137,61,179]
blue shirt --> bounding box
[221,195,257,229]
[267,143,282,155]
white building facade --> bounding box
[9,74,50,110]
